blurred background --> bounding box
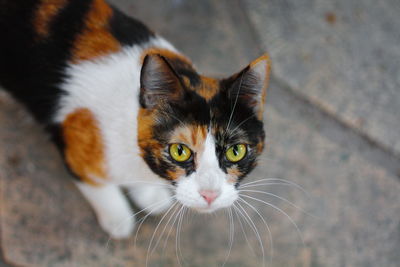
[1,0,399,266]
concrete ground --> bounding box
[1,0,399,266]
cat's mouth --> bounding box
[180,197,235,214]
[175,195,222,213]
[175,198,220,213]
[191,205,219,213]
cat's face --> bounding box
[138,52,270,212]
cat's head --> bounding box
[138,50,270,212]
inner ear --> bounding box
[223,54,271,119]
[140,54,184,109]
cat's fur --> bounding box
[0,0,271,238]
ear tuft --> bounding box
[140,54,183,109]
[225,53,271,118]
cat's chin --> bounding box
[189,206,220,213]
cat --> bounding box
[0,0,270,239]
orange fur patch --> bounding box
[71,0,120,62]
[170,125,207,151]
[137,108,168,161]
[63,108,105,185]
[227,166,242,183]
[256,140,264,154]
[141,48,192,66]
[192,76,219,101]
[137,108,158,149]
[167,169,185,180]
[33,0,68,39]
[170,125,208,166]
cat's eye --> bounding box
[169,144,192,162]
[226,144,247,162]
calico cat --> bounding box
[0,0,270,239]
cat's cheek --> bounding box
[210,183,239,211]
[175,177,206,210]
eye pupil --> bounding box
[170,143,191,162]
[177,145,183,155]
[233,145,239,156]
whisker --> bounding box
[240,178,310,197]
[225,72,245,135]
[234,202,266,266]
[105,196,175,249]
[228,114,256,134]
[151,203,182,256]
[241,177,299,187]
[177,206,187,266]
[232,204,256,256]
[162,204,183,254]
[134,197,177,250]
[239,189,317,219]
[134,213,154,249]
[241,194,305,245]
[240,182,304,191]
[175,206,185,267]
[238,197,273,266]
[222,207,234,267]
[145,202,179,265]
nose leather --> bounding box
[199,190,219,205]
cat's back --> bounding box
[0,0,155,123]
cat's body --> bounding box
[0,0,270,238]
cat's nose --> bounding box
[199,190,219,205]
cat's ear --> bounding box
[224,54,271,119]
[140,54,184,109]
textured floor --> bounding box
[1,0,400,266]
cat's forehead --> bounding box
[182,75,220,101]
[169,125,208,151]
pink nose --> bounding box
[199,190,219,205]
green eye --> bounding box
[226,144,247,162]
[225,144,247,162]
[169,144,192,162]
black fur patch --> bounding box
[0,0,103,184]
[0,0,92,124]
[209,86,265,181]
[109,7,154,46]
[166,57,201,87]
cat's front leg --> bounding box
[75,182,134,239]
[127,184,174,216]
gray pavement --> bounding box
[1,0,399,266]
[244,0,400,156]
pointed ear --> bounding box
[140,54,184,109]
[224,54,271,119]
